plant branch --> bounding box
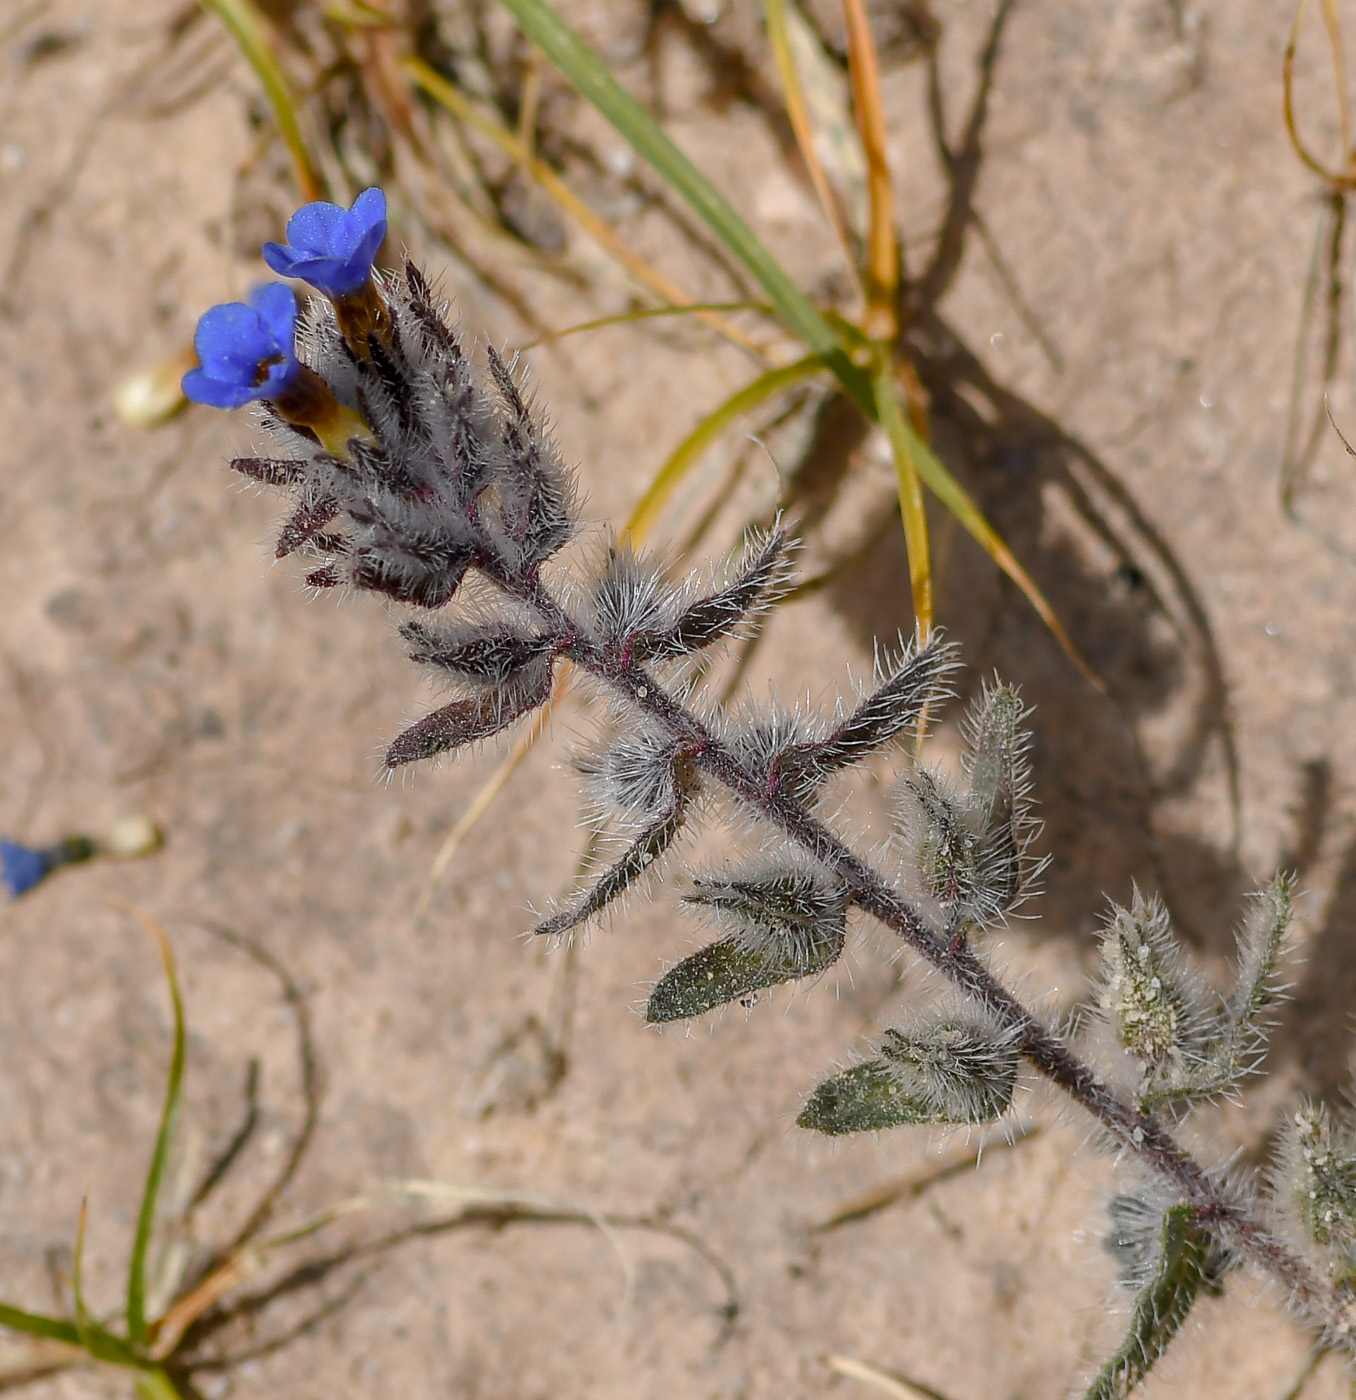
[517,578,1349,1340]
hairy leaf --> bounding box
[581,730,692,826]
[800,1018,1017,1134]
[963,683,1038,915]
[230,455,307,486]
[535,805,686,937]
[402,618,556,687]
[630,527,790,662]
[1086,1203,1225,1400]
[1098,890,1206,1074]
[645,917,843,1023]
[1128,877,1295,1112]
[275,494,339,558]
[900,769,982,918]
[797,1061,925,1134]
[385,667,552,767]
[1280,1101,1356,1258]
[1224,875,1295,1036]
[686,866,848,939]
[774,637,956,798]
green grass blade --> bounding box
[872,359,932,633]
[72,1199,94,1352]
[496,0,868,404]
[68,1203,139,1365]
[624,355,825,543]
[125,911,187,1349]
[0,1304,81,1347]
[520,300,773,349]
[902,417,1100,685]
[199,0,324,200]
[134,1367,189,1400]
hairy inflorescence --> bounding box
[188,188,1356,1393]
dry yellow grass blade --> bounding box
[842,0,898,340]
[762,0,861,282]
[828,1354,957,1400]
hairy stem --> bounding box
[523,580,1349,1339]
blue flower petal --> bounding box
[251,281,301,343]
[1,840,53,898]
[182,366,258,410]
[286,200,350,255]
[183,282,301,411]
[260,187,388,298]
[195,303,272,375]
[350,186,387,233]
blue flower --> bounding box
[261,187,387,298]
[1,840,53,899]
[183,283,302,410]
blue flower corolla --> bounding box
[183,283,301,410]
[1,840,52,899]
[261,187,387,298]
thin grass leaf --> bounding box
[322,0,396,25]
[762,0,860,275]
[873,358,932,633]
[0,1305,80,1348]
[520,300,772,349]
[904,424,1101,686]
[1281,198,1336,514]
[624,357,825,543]
[198,0,323,200]
[1085,1204,1223,1400]
[124,909,186,1350]
[404,57,769,360]
[496,0,868,399]
[73,1199,93,1352]
[67,1203,140,1367]
[842,0,898,337]
[133,1368,188,1400]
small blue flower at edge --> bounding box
[1,840,53,899]
[262,187,387,298]
[182,282,302,411]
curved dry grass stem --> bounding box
[1286,0,1356,189]
[828,1353,956,1400]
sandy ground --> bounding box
[3,0,1356,1396]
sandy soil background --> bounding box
[3,0,1356,1395]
